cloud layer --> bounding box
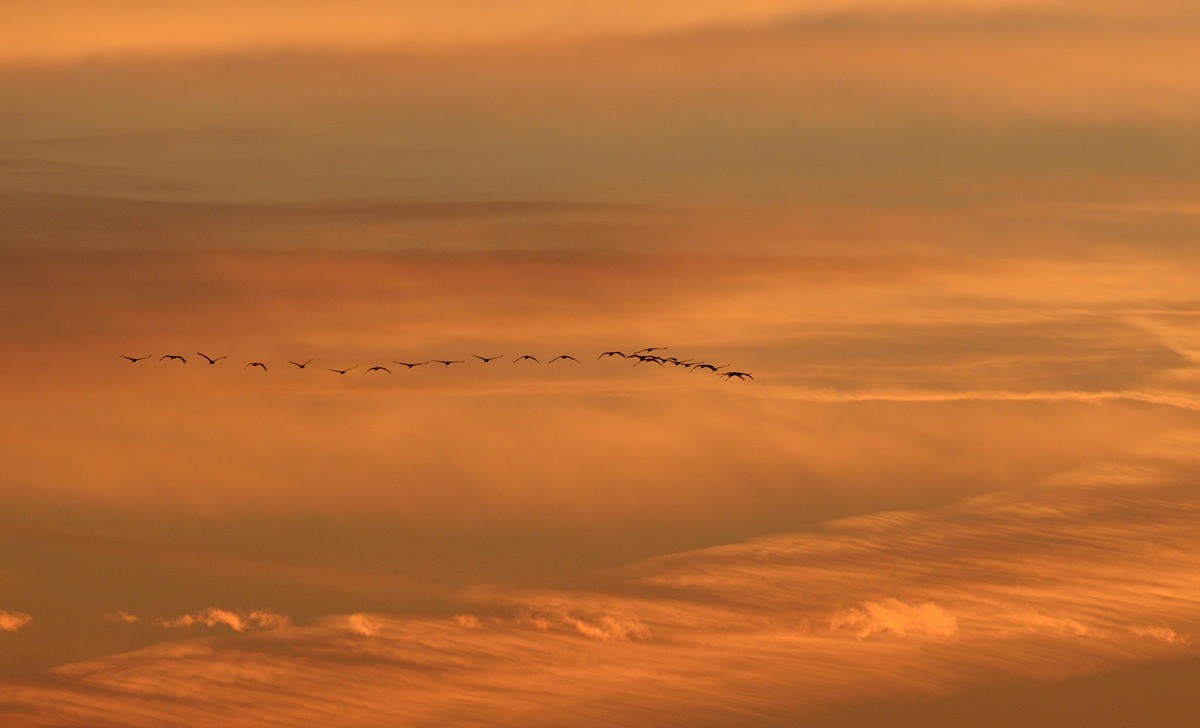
[4,480,1199,725]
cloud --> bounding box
[514,608,651,641]
[0,611,32,632]
[345,613,380,637]
[829,599,958,639]
[154,608,290,632]
[101,611,141,624]
[5,483,1199,725]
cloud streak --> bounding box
[4,480,1199,725]
[153,608,290,632]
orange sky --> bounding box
[1,2,1199,726]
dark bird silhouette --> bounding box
[245,362,268,371]
[392,361,428,369]
[633,347,667,355]
[472,354,503,363]
[513,355,540,363]
[196,352,227,365]
[160,354,187,363]
[692,363,729,372]
[121,355,151,363]
[366,366,391,374]
[288,358,314,369]
[718,371,753,380]
[549,355,579,363]
[632,355,665,366]
[597,351,626,359]
[328,366,357,375]
[432,359,464,367]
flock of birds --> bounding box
[120,348,755,380]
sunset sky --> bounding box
[2,1,1199,725]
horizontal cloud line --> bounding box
[770,387,1200,411]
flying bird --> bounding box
[366,366,391,374]
[473,355,503,363]
[718,371,753,380]
[632,355,665,366]
[393,361,428,369]
[513,355,540,363]
[597,351,626,359]
[633,347,667,355]
[121,355,151,363]
[432,359,464,366]
[288,358,314,369]
[196,352,227,365]
[692,363,729,372]
[244,362,268,371]
[160,354,187,363]
[549,355,578,363]
[328,366,357,375]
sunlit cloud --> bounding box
[5,482,1198,725]
[101,611,141,624]
[829,599,958,639]
[1,0,1197,723]
[0,611,32,632]
[154,608,290,632]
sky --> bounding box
[1,1,1199,725]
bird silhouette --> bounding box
[633,347,667,355]
[160,354,187,363]
[288,358,314,369]
[718,371,753,380]
[432,359,464,367]
[513,355,540,363]
[473,354,503,363]
[632,355,665,366]
[691,363,729,372]
[196,352,227,365]
[328,366,357,375]
[549,355,579,363]
[244,362,268,371]
[366,366,391,374]
[597,351,626,359]
[392,361,428,369]
[121,355,151,363]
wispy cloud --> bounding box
[4,482,1199,725]
[101,611,141,624]
[153,608,290,632]
[0,611,32,632]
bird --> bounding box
[393,361,428,369]
[432,359,464,367]
[288,358,314,369]
[633,347,667,355]
[718,371,753,380]
[473,354,503,363]
[160,354,187,363]
[196,352,227,365]
[244,362,268,371]
[513,355,540,363]
[328,366,357,375]
[597,351,626,359]
[549,355,578,363]
[691,363,729,372]
[121,355,151,363]
[366,366,391,374]
[632,355,665,366]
